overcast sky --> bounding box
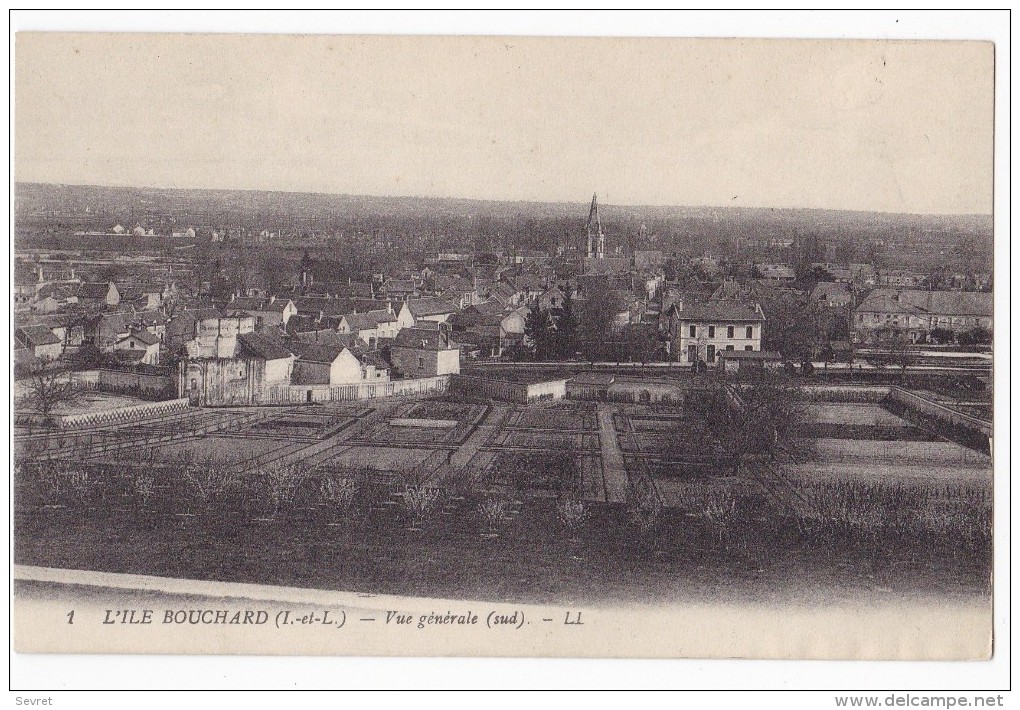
[15,33,993,214]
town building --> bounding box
[668,300,766,364]
[852,289,993,344]
[180,332,294,406]
[389,323,461,377]
[809,281,853,309]
[113,329,161,365]
[15,325,63,361]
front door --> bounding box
[706,344,716,363]
[687,344,697,363]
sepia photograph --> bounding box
[7,10,1008,695]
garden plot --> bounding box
[404,400,487,424]
[618,433,708,458]
[501,430,598,451]
[804,403,909,427]
[787,461,992,488]
[504,408,594,431]
[246,412,357,439]
[812,438,991,466]
[324,446,434,473]
[146,435,296,464]
[356,419,473,446]
[629,416,685,433]
[652,475,755,510]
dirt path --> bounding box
[449,403,510,472]
[596,405,628,503]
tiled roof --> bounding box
[356,350,390,369]
[671,301,765,322]
[78,282,113,299]
[293,330,362,349]
[344,309,397,331]
[855,289,992,317]
[120,329,160,346]
[287,341,346,364]
[237,332,293,361]
[407,297,458,318]
[393,326,457,351]
[810,282,852,301]
[15,325,61,347]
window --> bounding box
[706,344,716,362]
[708,325,715,338]
[745,345,753,351]
[418,356,425,369]
[726,345,734,351]
[746,325,753,338]
[689,325,696,338]
[727,326,734,338]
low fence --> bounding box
[267,375,450,405]
[15,397,192,430]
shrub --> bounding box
[183,456,240,515]
[132,472,157,507]
[556,495,589,533]
[626,479,663,536]
[319,474,358,516]
[477,494,512,536]
[402,485,443,528]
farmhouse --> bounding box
[337,307,400,346]
[78,281,121,307]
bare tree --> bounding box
[17,368,84,421]
[684,369,812,478]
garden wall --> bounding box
[268,375,450,405]
[450,374,566,404]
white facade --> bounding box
[675,320,762,363]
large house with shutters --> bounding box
[668,300,766,364]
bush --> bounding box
[556,495,589,533]
[319,474,358,517]
[401,485,444,528]
[477,494,513,536]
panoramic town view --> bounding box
[11,33,993,627]
[12,182,993,607]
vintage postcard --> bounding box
[11,31,995,662]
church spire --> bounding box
[585,193,605,259]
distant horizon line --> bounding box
[14,179,994,220]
